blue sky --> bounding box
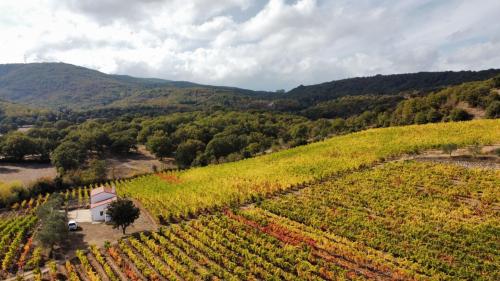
[1,0,499,90]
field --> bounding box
[115,119,500,223]
[0,119,498,280]
[13,160,498,281]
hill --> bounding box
[0,119,498,280]
[286,69,500,105]
[0,63,265,110]
[1,63,500,113]
[116,119,499,222]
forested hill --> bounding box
[286,69,500,104]
[0,63,265,109]
[1,62,499,112]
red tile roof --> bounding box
[90,186,116,196]
[90,197,117,209]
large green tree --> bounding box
[0,132,36,161]
[146,131,173,160]
[107,199,140,234]
[50,141,87,173]
[175,139,205,168]
[36,194,67,258]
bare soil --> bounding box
[409,145,500,170]
[104,145,175,179]
[0,145,176,186]
[0,162,56,185]
[456,101,486,119]
[62,208,155,259]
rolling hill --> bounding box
[0,63,265,110]
[287,69,500,105]
[1,62,500,112]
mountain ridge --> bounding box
[1,62,500,111]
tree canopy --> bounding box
[107,198,140,234]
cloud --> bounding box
[1,0,500,90]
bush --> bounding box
[0,181,25,208]
[485,101,500,118]
[414,112,427,124]
[440,143,458,156]
[449,109,472,121]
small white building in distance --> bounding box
[90,186,117,222]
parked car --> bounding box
[68,220,78,231]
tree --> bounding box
[493,75,500,88]
[83,159,107,182]
[107,199,140,234]
[1,132,36,161]
[110,133,137,154]
[175,139,205,168]
[36,194,67,258]
[50,141,86,173]
[440,143,458,156]
[37,212,68,258]
[146,131,173,160]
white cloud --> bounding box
[1,0,500,90]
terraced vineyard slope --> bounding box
[115,119,500,222]
[29,160,499,280]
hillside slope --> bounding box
[116,119,500,222]
[1,63,500,112]
[0,63,263,109]
[287,69,500,105]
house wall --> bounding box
[91,204,108,221]
[91,193,115,204]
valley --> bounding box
[0,64,499,281]
[1,2,499,280]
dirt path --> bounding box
[132,198,159,229]
[407,144,499,170]
[0,145,176,186]
[3,267,50,281]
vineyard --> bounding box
[0,119,498,280]
[15,160,498,280]
[253,161,500,280]
[115,119,500,223]
[0,214,40,279]
[0,188,91,279]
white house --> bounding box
[90,186,117,222]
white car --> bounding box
[68,220,78,231]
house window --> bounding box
[100,211,104,216]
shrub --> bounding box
[449,109,471,121]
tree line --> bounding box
[0,76,498,181]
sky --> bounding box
[1,0,500,91]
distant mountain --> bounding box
[1,62,499,112]
[286,69,500,105]
[0,63,265,110]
